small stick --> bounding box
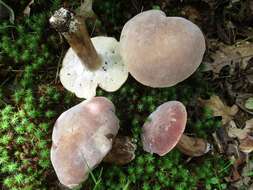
[49,8,101,70]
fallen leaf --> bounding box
[200,95,238,124]
[231,161,253,189]
[236,93,253,115]
[23,0,34,17]
[203,41,253,79]
[245,97,253,110]
[225,155,246,183]
[239,135,253,153]
[226,119,253,153]
[227,119,253,139]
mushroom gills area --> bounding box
[60,37,128,99]
[142,101,187,156]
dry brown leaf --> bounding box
[227,119,253,153]
[203,41,253,78]
[228,119,253,140]
[200,95,238,124]
[231,161,253,189]
[239,135,253,153]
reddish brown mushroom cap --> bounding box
[51,97,119,188]
[142,101,187,156]
[120,10,206,87]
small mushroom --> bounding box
[120,10,205,87]
[50,8,128,99]
[142,101,211,157]
[51,97,120,188]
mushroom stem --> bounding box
[176,134,211,157]
[103,136,136,165]
[49,7,101,70]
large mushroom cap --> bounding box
[60,37,128,99]
[120,10,206,87]
[51,97,119,188]
[142,101,187,156]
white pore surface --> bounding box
[60,37,128,99]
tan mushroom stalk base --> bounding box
[177,134,211,157]
[50,8,128,99]
[142,101,211,157]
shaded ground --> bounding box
[0,0,252,190]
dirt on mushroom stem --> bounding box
[50,7,101,70]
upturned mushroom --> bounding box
[120,10,205,87]
[50,8,128,99]
[51,97,136,188]
[51,97,120,188]
[142,101,211,157]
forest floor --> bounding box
[0,0,253,190]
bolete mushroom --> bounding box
[51,97,120,188]
[142,101,211,157]
[50,8,128,99]
[120,10,205,87]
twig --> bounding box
[0,77,10,87]
[54,45,64,84]
[0,0,15,23]
[90,19,97,37]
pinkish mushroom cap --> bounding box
[142,101,187,156]
[51,97,119,188]
[120,10,206,87]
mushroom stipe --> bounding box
[50,8,128,99]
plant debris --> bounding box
[0,0,14,23]
[203,41,253,79]
[23,0,34,17]
[200,95,238,124]
[245,97,253,110]
[227,119,253,140]
[236,94,253,115]
[231,161,253,189]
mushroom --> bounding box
[120,10,205,87]
[51,97,136,188]
[49,8,128,99]
[51,97,120,188]
[141,101,211,157]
